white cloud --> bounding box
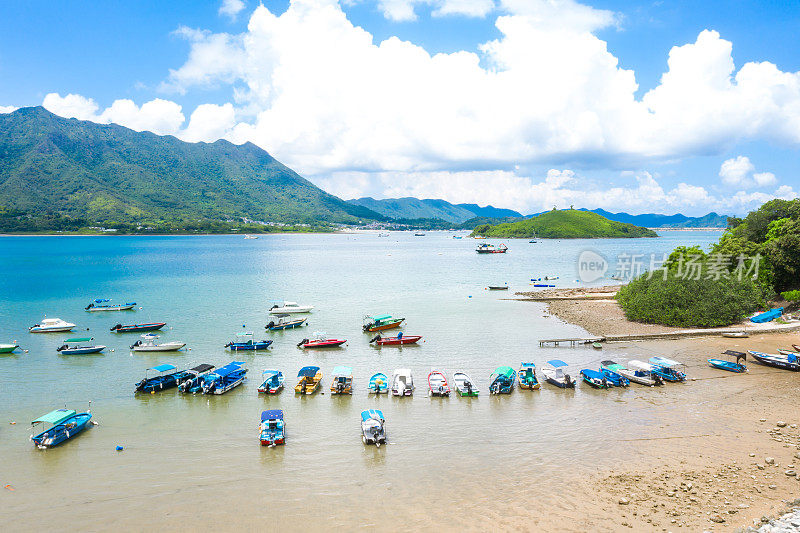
[359,0,495,22]
[43,93,99,120]
[0,105,17,114]
[219,0,246,20]
[182,103,237,142]
[718,155,777,189]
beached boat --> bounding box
[708,350,747,373]
[30,408,92,448]
[130,334,185,352]
[0,343,18,354]
[295,366,323,394]
[428,369,451,396]
[476,243,508,254]
[297,332,346,349]
[258,370,285,394]
[361,410,386,446]
[750,307,783,323]
[111,322,165,333]
[487,284,509,290]
[748,350,800,371]
[531,284,555,288]
[626,360,664,386]
[29,318,76,333]
[265,314,307,330]
[368,372,389,394]
[489,366,515,394]
[599,361,631,387]
[363,314,405,332]
[541,360,575,389]
[135,364,188,393]
[56,337,106,355]
[225,332,272,351]
[260,410,286,446]
[648,357,687,382]
[177,364,216,392]
[330,366,354,395]
[721,331,749,338]
[391,368,414,396]
[453,372,478,397]
[778,349,799,356]
[794,344,800,353]
[201,361,247,394]
[580,369,611,389]
[269,301,314,314]
[369,333,422,346]
[517,363,540,390]
[85,299,136,312]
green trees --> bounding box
[469,210,657,239]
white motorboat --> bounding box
[130,334,186,352]
[29,318,76,333]
[452,372,479,396]
[391,368,414,396]
[269,301,314,314]
[361,409,386,446]
[627,360,664,386]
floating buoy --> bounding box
[150,391,155,394]
[9,421,15,425]
[115,445,123,452]
[111,349,115,352]
[468,295,472,298]
[4,484,13,491]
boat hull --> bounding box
[59,346,106,355]
[373,335,421,346]
[748,350,800,371]
[266,318,306,330]
[132,343,186,352]
[86,304,136,312]
[32,413,92,448]
[226,341,272,351]
[300,340,346,349]
[708,359,747,373]
[30,326,74,333]
[363,319,404,332]
[112,323,166,333]
[0,344,19,353]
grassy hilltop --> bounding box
[470,209,658,239]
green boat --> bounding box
[0,343,18,354]
[489,366,516,394]
[362,314,405,332]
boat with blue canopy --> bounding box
[330,366,353,394]
[648,357,687,382]
[489,366,515,394]
[541,360,575,388]
[517,363,540,390]
[295,366,322,394]
[708,350,747,373]
[31,408,93,448]
[750,307,783,323]
[265,314,307,331]
[85,299,136,312]
[579,368,611,389]
[135,364,188,393]
[177,364,216,393]
[56,337,106,355]
[368,372,389,394]
[200,361,247,394]
[258,369,285,394]
[748,350,799,371]
[225,332,272,351]
[260,409,286,446]
[361,409,386,446]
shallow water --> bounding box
[0,231,722,529]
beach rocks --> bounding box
[776,421,787,428]
[710,514,725,523]
[619,498,630,505]
[785,470,796,477]
[765,457,776,465]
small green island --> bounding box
[470,209,658,239]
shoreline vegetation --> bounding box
[470,209,658,239]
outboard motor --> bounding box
[266,321,274,329]
[601,377,609,388]
[57,344,67,352]
[269,304,278,311]
[465,381,473,395]
[369,335,380,343]
[564,374,574,388]
[110,324,121,331]
[653,374,664,386]
[297,339,309,347]
[337,382,344,393]
[85,303,93,310]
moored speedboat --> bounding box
[648,357,687,382]
[747,350,800,371]
[85,299,136,312]
[517,363,540,390]
[361,410,386,446]
[177,364,216,392]
[330,366,354,395]
[297,333,346,349]
[265,314,307,330]
[30,408,93,448]
[295,366,322,394]
[579,369,611,389]
[598,360,630,387]
[225,332,272,351]
[201,361,247,394]
[476,242,508,254]
[56,337,106,355]
[427,369,451,396]
[541,360,575,389]
[111,322,165,333]
[489,366,515,394]
[369,332,421,346]
[29,318,76,333]
[269,301,314,314]
[391,369,414,396]
[487,284,509,290]
[626,360,664,386]
[363,314,405,332]
[258,369,285,394]
[708,350,747,373]
[368,372,389,394]
[260,410,286,446]
[135,364,188,393]
[131,334,185,352]
[453,372,478,397]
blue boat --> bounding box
[361,409,386,445]
[135,364,188,393]
[31,408,93,448]
[225,332,272,351]
[56,337,106,355]
[708,353,747,373]
[201,361,247,394]
[258,369,285,394]
[368,372,389,394]
[648,357,687,382]
[265,315,307,331]
[748,350,800,371]
[579,369,611,389]
[750,307,783,323]
[600,360,630,387]
[488,366,516,394]
[177,364,216,393]
[85,298,136,312]
[260,410,286,446]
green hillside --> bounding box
[0,107,381,228]
[470,209,658,238]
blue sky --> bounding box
[1,0,799,215]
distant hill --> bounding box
[581,208,728,228]
[470,209,658,239]
[347,196,522,223]
[0,107,382,226]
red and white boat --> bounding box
[369,333,422,346]
[427,369,451,396]
[297,333,346,349]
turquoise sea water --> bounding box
[0,231,722,529]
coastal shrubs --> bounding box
[470,209,657,239]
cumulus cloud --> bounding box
[0,105,17,114]
[219,0,246,20]
[42,93,99,120]
[356,0,495,22]
[719,155,777,188]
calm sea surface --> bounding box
[0,231,722,530]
